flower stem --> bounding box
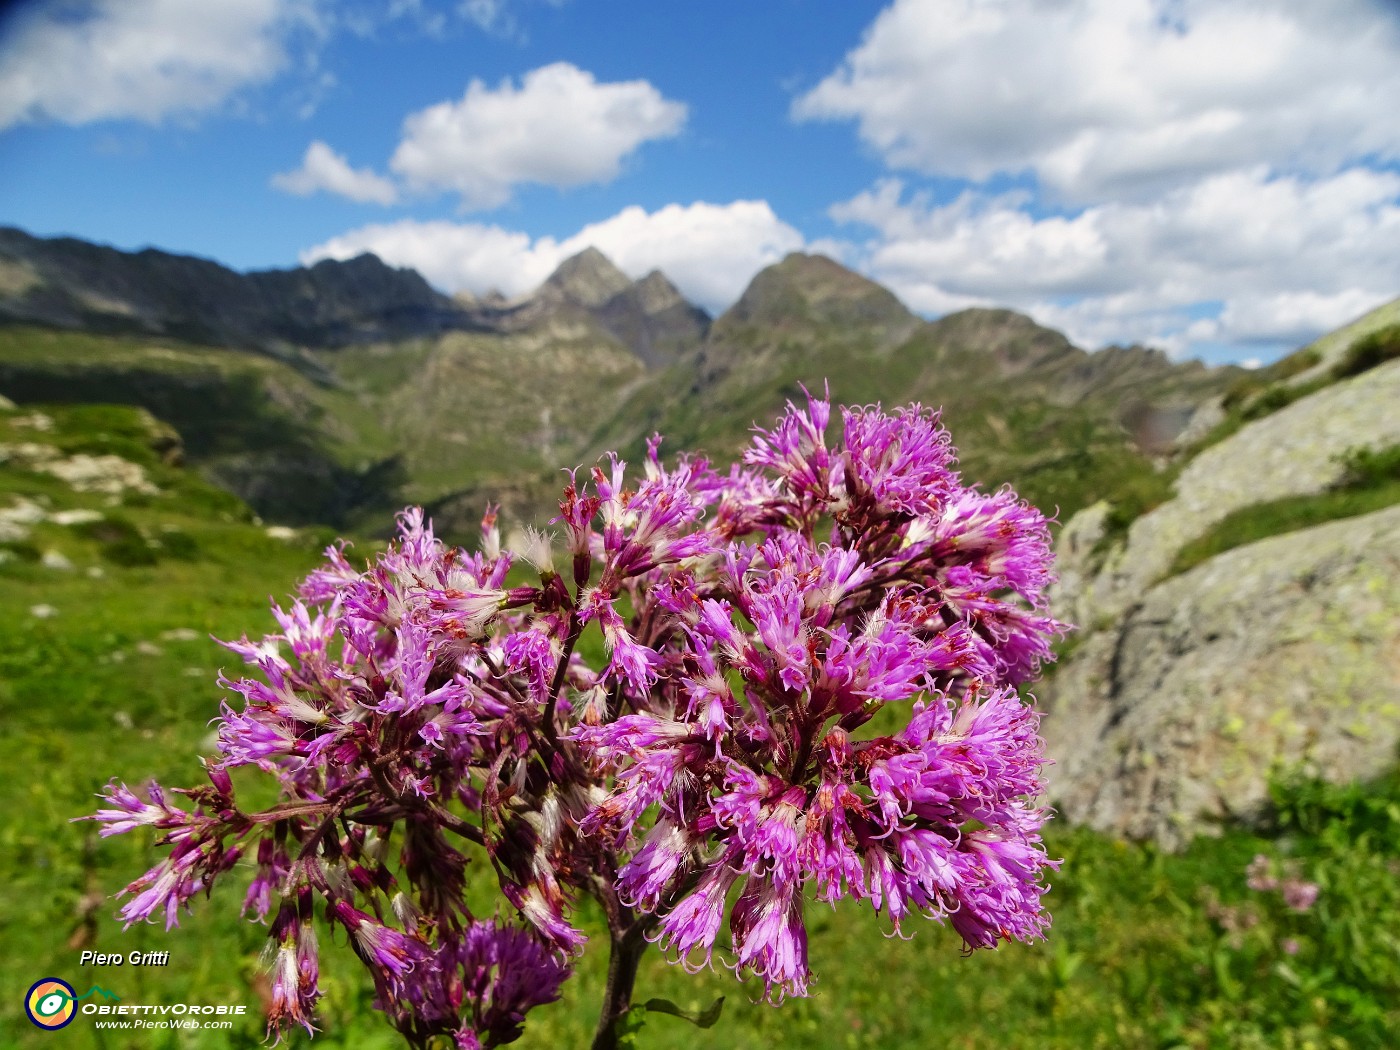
[590,921,649,1050]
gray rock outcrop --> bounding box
[1042,351,1400,847]
[1043,505,1400,849]
[1059,358,1400,627]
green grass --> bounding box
[1331,323,1400,380]
[0,400,393,1047]
[1167,446,1400,578]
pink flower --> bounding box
[86,390,1067,1040]
[1280,878,1320,913]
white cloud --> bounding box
[833,167,1400,355]
[300,200,805,313]
[385,0,448,37]
[458,0,518,37]
[562,201,805,312]
[342,0,567,41]
[1196,289,1390,348]
[389,62,687,210]
[0,0,321,130]
[303,219,563,298]
[456,0,570,40]
[831,181,1111,300]
[795,0,1400,202]
[271,140,398,204]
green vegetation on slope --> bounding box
[1333,322,1400,379]
[1,247,1248,539]
[0,320,653,535]
[0,325,402,526]
[591,310,1211,529]
[317,325,646,508]
[1166,444,1400,579]
[1195,304,1400,457]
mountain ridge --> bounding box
[0,226,710,367]
[0,225,474,352]
[0,224,1241,532]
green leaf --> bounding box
[641,996,726,1029]
[614,1004,649,1049]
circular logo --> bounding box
[25,978,77,1030]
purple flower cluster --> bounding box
[1246,854,1320,913]
[85,390,1066,1045]
[572,393,1063,1000]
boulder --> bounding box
[1042,505,1400,848]
[1061,359,1400,624]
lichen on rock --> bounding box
[1043,355,1400,847]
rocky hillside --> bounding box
[0,227,708,364]
[0,225,471,351]
[584,252,1235,533]
[1042,299,1400,847]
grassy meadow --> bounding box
[4,399,1399,1049]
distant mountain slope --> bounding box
[0,227,710,365]
[584,252,1238,529]
[0,230,713,524]
[0,228,1243,537]
[0,324,403,525]
[311,318,650,510]
[0,225,474,351]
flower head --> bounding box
[85,389,1066,1039]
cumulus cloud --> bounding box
[833,168,1400,354]
[271,141,398,204]
[830,181,1111,300]
[389,62,687,210]
[0,0,320,130]
[563,201,805,312]
[304,219,562,298]
[798,0,1400,359]
[301,199,805,313]
[1194,289,1391,348]
[795,0,1400,202]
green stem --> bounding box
[590,921,649,1050]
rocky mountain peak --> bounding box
[633,270,687,315]
[458,246,707,368]
[587,266,709,370]
[718,252,916,334]
[542,246,633,309]
[923,307,1076,368]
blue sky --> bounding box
[2,0,1398,366]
